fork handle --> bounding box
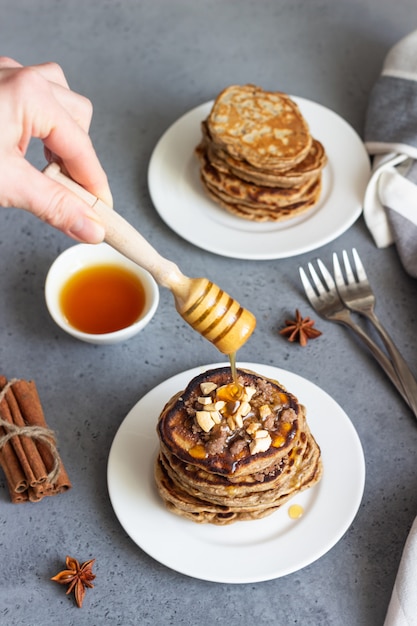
[361,310,417,417]
[335,316,413,410]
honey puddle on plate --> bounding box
[288,504,304,519]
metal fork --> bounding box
[299,259,412,410]
[333,248,417,416]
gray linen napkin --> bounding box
[364,29,417,278]
[384,516,417,626]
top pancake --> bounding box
[207,84,312,169]
[156,367,302,478]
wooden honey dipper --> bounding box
[43,163,256,354]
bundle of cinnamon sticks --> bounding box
[0,376,71,503]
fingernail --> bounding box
[69,216,105,243]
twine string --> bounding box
[0,379,61,484]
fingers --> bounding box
[0,56,23,69]
[5,159,106,243]
[42,114,112,203]
[0,59,83,126]
[30,61,70,89]
[35,89,113,205]
[0,60,113,208]
[47,80,93,132]
[40,77,113,205]
[0,57,69,88]
[29,63,93,131]
[0,60,114,235]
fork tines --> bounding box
[333,248,368,286]
[300,259,337,298]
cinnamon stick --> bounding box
[0,376,72,503]
[6,477,28,503]
[12,380,72,494]
[12,380,55,468]
[4,384,47,486]
[27,487,43,502]
[0,376,31,492]
[0,446,28,493]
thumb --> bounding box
[12,161,106,243]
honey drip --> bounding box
[188,444,206,459]
[215,351,245,404]
[288,504,304,519]
[229,351,238,383]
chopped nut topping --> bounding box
[239,401,251,417]
[196,410,216,432]
[246,422,261,435]
[194,378,278,456]
[210,411,222,424]
[243,386,256,401]
[200,382,217,395]
[204,401,226,412]
[254,429,269,439]
[249,432,272,454]
[227,416,236,430]
[259,404,272,419]
[198,396,213,405]
[234,413,244,428]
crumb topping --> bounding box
[185,376,297,458]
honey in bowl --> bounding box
[60,264,146,334]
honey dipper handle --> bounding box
[43,163,186,291]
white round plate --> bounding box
[148,99,370,260]
[107,362,365,584]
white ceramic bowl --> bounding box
[45,242,159,344]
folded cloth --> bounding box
[364,29,417,278]
[384,516,417,626]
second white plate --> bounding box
[107,363,365,583]
[148,98,371,260]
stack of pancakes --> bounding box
[195,84,327,222]
[154,367,322,525]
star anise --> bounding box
[279,309,322,347]
[51,555,96,608]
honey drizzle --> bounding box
[214,351,245,403]
[189,351,242,459]
[229,351,237,384]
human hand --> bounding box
[0,56,113,243]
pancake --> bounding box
[207,84,312,169]
[154,452,321,524]
[154,366,323,524]
[200,120,327,188]
[208,136,327,188]
[201,175,322,222]
[195,85,327,223]
[196,141,320,208]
